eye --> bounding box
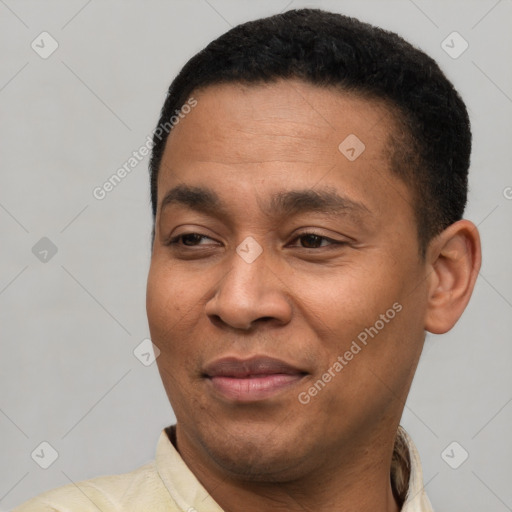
[166,231,345,250]
[289,232,343,249]
[167,233,218,247]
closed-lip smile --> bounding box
[203,356,308,402]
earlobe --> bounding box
[424,220,482,334]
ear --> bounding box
[424,220,482,334]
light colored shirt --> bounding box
[13,425,434,511]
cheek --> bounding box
[146,262,204,354]
[296,259,423,382]
[295,265,400,337]
[146,266,177,332]
[147,264,204,407]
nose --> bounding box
[204,244,293,331]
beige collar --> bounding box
[156,425,433,511]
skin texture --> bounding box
[146,79,481,512]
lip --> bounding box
[203,356,307,402]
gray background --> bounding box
[1,0,511,510]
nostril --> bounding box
[209,315,223,326]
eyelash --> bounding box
[166,232,344,250]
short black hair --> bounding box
[149,8,471,256]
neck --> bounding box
[173,424,402,512]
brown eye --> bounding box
[167,233,216,247]
[181,233,205,246]
[291,232,342,249]
[299,234,325,248]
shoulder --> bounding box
[12,460,177,511]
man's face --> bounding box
[147,80,430,480]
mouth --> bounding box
[202,356,308,402]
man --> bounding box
[15,8,481,512]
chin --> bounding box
[206,442,308,482]
[194,418,315,482]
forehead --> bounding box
[166,79,396,163]
[156,79,412,224]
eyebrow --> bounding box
[159,184,371,221]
